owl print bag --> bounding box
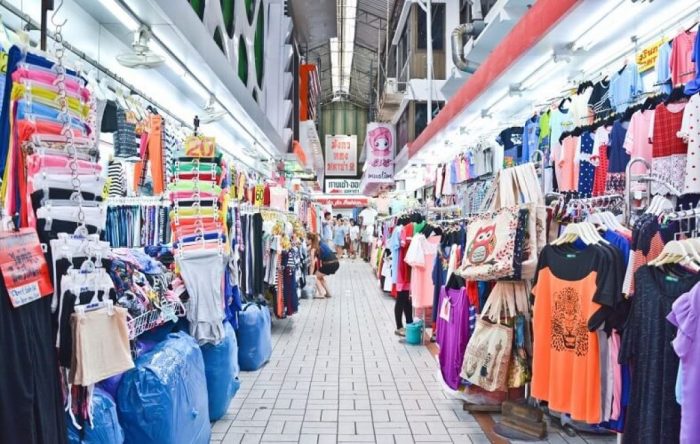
[458,205,522,281]
[461,283,514,392]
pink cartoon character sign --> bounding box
[369,126,392,157]
[364,123,395,181]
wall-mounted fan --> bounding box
[117,26,165,69]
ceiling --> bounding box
[294,0,397,108]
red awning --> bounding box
[408,0,581,159]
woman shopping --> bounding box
[307,233,339,298]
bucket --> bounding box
[405,320,424,345]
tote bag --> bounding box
[461,284,514,392]
[501,281,532,388]
[483,163,545,280]
[458,205,522,281]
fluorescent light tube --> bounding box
[184,74,210,104]
[151,41,185,75]
[99,0,140,32]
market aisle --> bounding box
[213,260,487,444]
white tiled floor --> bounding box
[213,260,618,444]
[213,260,484,444]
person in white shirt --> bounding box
[348,219,360,259]
[358,206,378,260]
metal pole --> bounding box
[40,0,54,50]
[426,0,433,123]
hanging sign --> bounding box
[314,196,369,208]
[325,179,361,194]
[184,135,216,158]
[636,38,666,73]
[254,184,265,207]
[325,135,357,176]
[0,229,53,307]
[364,123,395,182]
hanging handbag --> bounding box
[461,283,514,392]
[502,281,532,388]
[458,205,523,281]
[483,164,546,280]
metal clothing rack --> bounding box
[625,157,681,224]
[107,196,170,207]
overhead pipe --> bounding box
[451,0,487,73]
[451,22,485,73]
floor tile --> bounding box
[216,260,616,444]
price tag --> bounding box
[184,136,216,158]
[0,229,53,307]
[254,184,265,207]
[439,297,451,322]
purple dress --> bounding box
[436,286,470,390]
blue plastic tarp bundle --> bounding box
[236,303,272,371]
[67,388,124,444]
[201,321,241,421]
[117,332,210,444]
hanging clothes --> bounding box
[621,266,700,444]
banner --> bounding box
[363,123,395,182]
[325,179,361,194]
[314,196,368,208]
[299,120,324,183]
[325,135,357,176]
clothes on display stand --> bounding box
[0,35,307,442]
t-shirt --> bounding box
[496,126,523,160]
[389,226,402,285]
[623,109,654,175]
[531,245,620,424]
[521,115,540,164]
[609,63,643,113]
[556,135,579,192]
[684,30,700,95]
[571,87,593,126]
[670,30,697,86]
[322,220,333,242]
[607,119,630,173]
[549,107,574,167]
[588,78,612,116]
[349,225,360,241]
[667,281,700,444]
[319,241,336,262]
[656,41,673,95]
[405,234,440,308]
[680,93,700,193]
[358,208,378,227]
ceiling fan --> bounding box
[198,95,227,124]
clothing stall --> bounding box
[0,25,307,443]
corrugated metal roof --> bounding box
[303,0,396,108]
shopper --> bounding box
[321,211,334,243]
[333,218,349,257]
[348,219,360,259]
[358,205,378,260]
[307,233,338,298]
